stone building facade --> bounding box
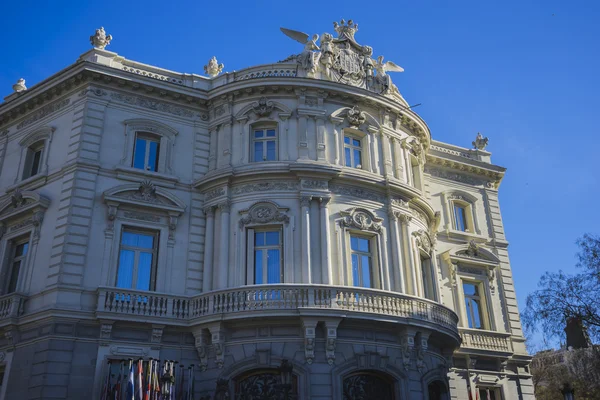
[0,22,534,399]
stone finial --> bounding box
[12,78,27,93]
[90,27,113,49]
[472,132,489,150]
[204,56,224,78]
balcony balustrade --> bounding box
[459,328,512,353]
[0,293,26,327]
[96,284,459,335]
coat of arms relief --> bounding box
[280,19,404,100]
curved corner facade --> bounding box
[0,22,534,400]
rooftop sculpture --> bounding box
[90,27,112,50]
[280,19,404,98]
[204,56,224,78]
[12,78,27,93]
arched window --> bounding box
[343,371,395,400]
[427,380,449,400]
[16,126,53,183]
[234,368,297,399]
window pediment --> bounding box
[239,201,289,228]
[444,241,500,267]
[0,190,49,222]
[339,207,383,232]
[235,97,292,121]
[330,106,380,131]
[103,181,186,214]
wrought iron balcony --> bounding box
[459,328,513,354]
[0,293,26,327]
[96,284,459,335]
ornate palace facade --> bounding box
[0,22,533,399]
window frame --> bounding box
[459,278,492,330]
[420,255,436,301]
[441,191,481,237]
[478,386,502,400]
[344,134,363,169]
[346,232,382,289]
[115,227,160,291]
[132,132,161,172]
[251,126,278,162]
[246,225,284,285]
[15,126,53,185]
[22,142,44,180]
[340,128,371,172]
[4,237,30,294]
[349,233,375,288]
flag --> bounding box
[126,359,135,400]
[176,365,184,400]
[144,358,152,400]
[101,361,112,400]
[136,359,144,400]
[114,361,123,400]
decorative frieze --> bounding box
[16,98,71,129]
[231,181,298,195]
[205,187,226,201]
[123,211,160,223]
[340,208,383,232]
[301,180,328,190]
[329,184,384,203]
[424,166,490,187]
[239,202,289,228]
[110,92,196,118]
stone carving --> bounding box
[391,198,409,208]
[151,326,164,344]
[11,189,25,208]
[251,97,274,117]
[110,92,196,118]
[448,262,458,287]
[472,132,489,150]
[416,335,428,373]
[340,208,382,232]
[217,201,231,213]
[214,379,230,400]
[329,184,384,203]
[488,268,496,294]
[302,180,327,189]
[106,205,117,231]
[305,337,315,364]
[10,218,33,232]
[12,78,27,93]
[231,181,298,195]
[90,27,113,49]
[300,196,312,208]
[17,98,70,129]
[239,202,289,228]
[100,323,113,340]
[136,181,156,201]
[374,55,404,95]
[205,187,225,201]
[204,56,224,77]
[32,210,44,240]
[466,240,479,257]
[346,106,366,127]
[430,144,472,159]
[123,211,160,223]
[458,265,484,276]
[400,334,414,370]
[326,338,337,365]
[214,342,224,369]
[280,27,321,76]
[78,87,107,97]
[413,229,433,254]
[278,20,404,99]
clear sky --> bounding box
[1,0,598,345]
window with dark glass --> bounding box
[421,257,435,301]
[23,143,43,179]
[343,371,394,400]
[132,133,160,172]
[344,135,362,168]
[350,235,373,288]
[479,387,499,400]
[116,229,158,291]
[252,128,277,162]
[253,229,282,284]
[463,282,484,329]
[453,204,468,232]
[6,240,29,294]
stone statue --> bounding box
[319,33,335,78]
[374,55,403,94]
[12,78,27,93]
[472,132,489,150]
[280,27,321,76]
[90,27,112,49]
[204,56,224,78]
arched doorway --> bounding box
[343,370,395,400]
[233,368,298,399]
[427,380,449,400]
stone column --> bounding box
[217,201,230,289]
[300,196,312,283]
[319,197,332,284]
[388,207,405,293]
[381,132,393,179]
[399,214,417,295]
[202,206,215,292]
[392,137,403,181]
[208,128,217,171]
[316,117,326,162]
[297,114,309,160]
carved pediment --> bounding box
[103,181,186,213]
[413,229,433,255]
[339,207,382,232]
[0,189,50,220]
[235,98,292,121]
[239,201,289,228]
[444,241,500,266]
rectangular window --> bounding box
[344,136,362,168]
[23,145,43,179]
[421,257,435,301]
[479,387,499,400]
[350,235,373,288]
[253,229,282,284]
[453,204,468,232]
[252,129,277,162]
[116,229,158,291]
[132,133,160,172]
[6,240,29,294]
[463,281,484,329]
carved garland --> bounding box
[239,202,290,228]
[339,208,383,232]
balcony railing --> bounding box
[97,285,459,334]
[0,293,26,324]
[459,328,512,353]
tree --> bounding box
[522,234,600,344]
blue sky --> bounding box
[1,0,599,346]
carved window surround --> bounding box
[442,242,501,332]
[441,190,483,239]
[117,119,179,181]
[101,182,186,292]
[336,207,389,290]
[0,190,49,294]
[11,126,54,189]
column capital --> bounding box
[300,196,312,208]
[203,205,215,217]
[217,200,231,213]
[318,197,331,207]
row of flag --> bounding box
[100,359,196,400]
